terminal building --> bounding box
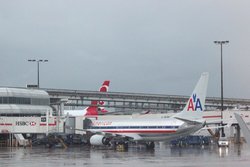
[0,87,52,116]
[0,87,63,147]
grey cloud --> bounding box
[1,0,250,98]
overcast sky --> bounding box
[1,0,250,98]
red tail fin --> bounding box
[99,80,110,92]
[85,101,98,116]
[85,80,110,116]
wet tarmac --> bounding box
[0,143,250,167]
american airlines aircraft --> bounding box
[64,80,110,116]
[83,73,209,149]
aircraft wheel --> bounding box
[115,141,128,151]
[146,142,155,150]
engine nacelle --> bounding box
[90,135,110,146]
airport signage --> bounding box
[41,117,46,122]
[26,84,38,88]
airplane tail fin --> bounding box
[174,72,209,122]
[98,80,110,113]
[99,81,110,92]
[85,80,110,116]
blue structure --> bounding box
[170,135,211,146]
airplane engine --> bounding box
[90,135,110,146]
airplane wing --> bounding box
[174,117,204,125]
[205,118,234,125]
[234,113,250,144]
[200,124,230,130]
[65,125,139,140]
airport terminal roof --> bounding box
[0,87,49,99]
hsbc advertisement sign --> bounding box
[16,121,37,126]
[0,117,60,133]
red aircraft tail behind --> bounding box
[85,81,110,116]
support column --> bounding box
[235,125,241,144]
[57,104,60,133]
[60,102,64,116]
[46,109,49,136]
[230,125,234,138]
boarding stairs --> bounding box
[14,134,29,147]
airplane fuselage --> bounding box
[87,117,204,142]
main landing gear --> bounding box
[114,141,129,151]
[145,142,155,150]
[113,141,155,151]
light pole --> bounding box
[28,59,48,88]
[214,40,229,137]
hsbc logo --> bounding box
[16,121,37,126]
[30,121,36,126]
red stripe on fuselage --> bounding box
[102,130,177,133]
[202,115,222,119]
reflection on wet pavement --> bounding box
[0,143,249,167]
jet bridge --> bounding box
[45,88,250,113]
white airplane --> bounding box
[83,73,209,149]
[64,80,110,116]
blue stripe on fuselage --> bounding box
[89,125,179,129]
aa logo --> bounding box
[187,94,203,111]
